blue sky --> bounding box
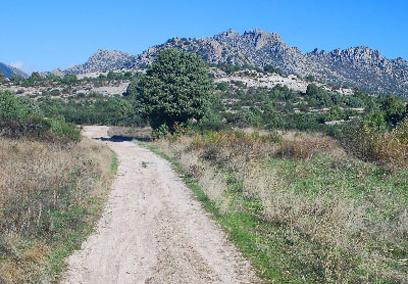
[1,0,407,73]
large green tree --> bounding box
[134,49,213,129]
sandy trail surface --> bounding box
[63,126,259,284]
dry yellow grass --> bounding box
[0,137,115,284]
[340,119,408,170]
[153,137,230,211]
[154,130,408,283]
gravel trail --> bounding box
[63,126,259,284]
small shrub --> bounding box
[50,117,81,142]
[339,120,380,161]
[50,89,60,97]
[274,134,283,143]
[216,82,228,91]
[0,116,50,139]
[393,117,408,144]
[152,124,170,139]
[340,119,408,168]
[200,144,221,163]
[0,90,25,120]
[276,136,339,160]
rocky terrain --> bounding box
[2,67,354,100]
[0,80,129,99]
[212,68,353,96]
[63,29,408,95]
[0,62,28,78]
[65,49,136,74]
[0,69,135,99]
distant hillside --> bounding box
[64,29,408,95]
[0,62,28,78]
[65,50,136,74]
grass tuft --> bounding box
[0,137,116,283]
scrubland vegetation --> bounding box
[1,70,146,127]
[0,90,116,283]
[129,52,408,282]
[148,127,407,283]
[2,70,135,89]
[101,50,408,282]
[0,90,80,142]
[1,49,408,283]
[0,138,116,284]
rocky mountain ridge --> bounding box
[64,29,408,95]
[65,49,136,74]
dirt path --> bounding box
[63,126,259,284]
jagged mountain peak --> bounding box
[316,45,382,60]
[243,28,276,37]
[93,49,131,55]
[342,46,380,56]
[65,49,136,74]
[61,29,408,94]
[88,49,133,61]
[222,28,240,37]
[309,48,327,55]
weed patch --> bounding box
[148,131,408,283]
[0,137,116,283]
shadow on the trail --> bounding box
[95,135,152,142]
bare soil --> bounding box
[63,126,259,284]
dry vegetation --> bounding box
[341,119,408,171]
[152,130,408,283]
[0,137,116,284]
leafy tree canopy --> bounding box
[134,49,213,129]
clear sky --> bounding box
[1,0,407,74]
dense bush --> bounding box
[305,84,333,107]
[377,94,407,127]
[339,117,408,169]
[36,95,146,127]
[0,90,24,120]
[0,90,80,142]
[194,94,226,131]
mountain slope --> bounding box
[65,49,137,74]
[306,47,408,94]
[0,62,28,78]
[64,29,408,95]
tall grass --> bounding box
[153,130,408,283]
[339,118,408,170]
[0,137,115,284]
